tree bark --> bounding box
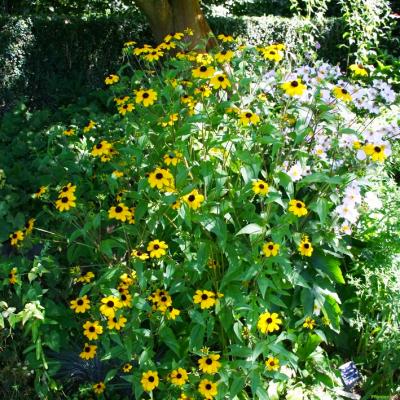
[134,0,216,50]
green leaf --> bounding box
[230,376,246,397]
[159,326,180,356]
[322,295,342,332]
[296,333,321,360]
[189,324,205,350]
[311,252,345,284]
[236,223,263,236]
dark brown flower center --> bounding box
[153,244,160,250]
[245,112,252,118]
[96,143,102,149]
[143,92,149,98]
[200,66,207,72]
[266,317,273,323]
[270,51,276,55]
[296,202,302,208]
[259,184,264,189]
[77,299,84,305]
[89,326,95,332]
[304,243,310,249]
[12,233,17,238]
[218,76,224,82]
[268,244,274,250]
[176,373,182,379]
[206,384,212,390]
[112,317,117,322]
[291,81,299,87]
[374,146,381,152]
[85,347,90,352]
[188,194,195,202]
[107,301,114,307]
[61,196,68,203]
[148,376,155,382]
[115,206,123,213]
[121,294,127,301]
[341,88,348,94]
[206,358,213,365]
[155,173,163,179]
[201,294,208,300]
[270,360,275,366]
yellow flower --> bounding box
[148,167,173,190]
[164,32,184,41]
[93,382,105,394]
[193,290,216,309]
[349,63,368,76]
[33,186,47,198]
[91,140,112,157]
[161,113,179,127]
[63,128,75,136]
[303,316,316,329]
[80,343,97,360]
[252,179,269,195]
[262,242,280,257]
[114,95,130,105]
[210,73,231,90]
[171,199,181,210]
[217,34,234,42]
[141,370,159,391]
[298,236,313,257]
[281,79,307,96]
[170,368,189,386]
[124,40,136,47]
[333,86,352,102]
[147,240,168,258]
[184,27,194,36]
[215,50,234,63]
[239,111,260,126]
[58,182,76,197]
[120,292,132,308]
[9,267,17,285]
[83,320,103,340]
[143,49,164,62]
[198,379,218,399]
[92,382,106,394]
[257,311,282,334]
[111,170,124,179]
[194,85,212,98]
[99,296,122,318]
[24,218,35,235]
[120,272,136,286]
[288,199,308,217]
[70,295,91,313]
[198,354,221,374]
[163,151,183,166]
[107,315,127,330]
[181,94,194,104]
[10,230,24,246]
[363,143,388,162]
[131,249,150,260]
[182,189,205,210]
[196,53,213,65]
[265,357,280,371]
[108,203,132,222]
[166,307,180,320]
[105,74,119,85]
[118,103,135,115]
[155,292,172,311]
[83,120,96,133]
[261,46,284,62]
[135,88,157,107]
[158,39,176,50]
[122,363,132,373]
[55,195,76,211]
[192,65,216,79]
[75,271,95,284]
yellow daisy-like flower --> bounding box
[131,249,150,260]
[91,140,112,157]
[170,368,189,386]
[80,343,97,360]
[261,46,284,62]
[75,271,95,284]
[55,195,76,212]
[83,320,103,340]
[9,230,24,246]
[112,170,124,179]
[83,120,96,133]
[160,113,179,127]
[239,111,260,126]
[63,128,75,136]
[298,236,313,257]
[198,354,221,374]
[107,315,127,330]
[119,272,136,286]
[147,239,168,258]
[163,151,183,166]
[196,53,213,65]
[252,179,269,195]
[158,39,176,50]
[165,306,180,320]
[333,86,352,102]
[198,379,218,399]
[99,296,122,318]
[349,63,368,77]
[105,74,119,85]
[171,199,181,210]
[122,363,132,373]
[288,199,308,217]
[262,242,280,257]
[24,218,35,235]
[58,182,76,197]
[303,316,316,329]
[141,370,159,392]
[155,292,172,312]
[33,186,47,198]
[124,40,136,47]
[120,292,132,308]
[135,89,158,107]
[210,73,231,90]
[192,65,216,79]
[265,357,280,371]
[148,167,173,190]
[363,143,388,162]
[194,85,212,98]
[215,50,234,63]
[143,49,164,62]
[118,103,135,115]
[114,95,130,105]
[70,295,91,313]
[93,382,105,394]
[217,34,234,42]
[181,94,194,104]
[165,32,184,41]
[182,189,205,210]
[281,79,307,96]
[193,290,216,309]
[9,267,17,285]
[108,203,132,222]
[257,311,282,334]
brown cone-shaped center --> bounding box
[89,326,95,332]
[107,301,114,307]
[266,317,273,323]
[296,202,302,208]
[155,173,163,179]
[77,299,84,305]
[148,376,155,382]
[201,294,208,300]
[143,92,149,98]
[374,146,381,152]
[200,66,207,72]
[206,358,213,365]
[115,206,123,213]
[291,81,299,87]
[206,384,212,390]
[61,197,68,203]
[245,112,252,118]
[188,194,195,202]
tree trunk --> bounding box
[133,0,216,50]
